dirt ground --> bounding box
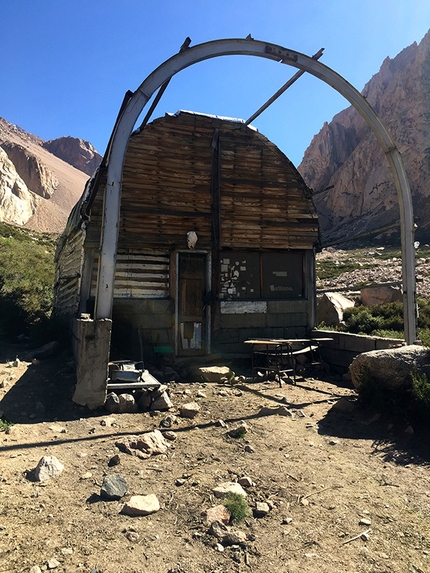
[1,346,430,573]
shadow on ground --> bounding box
[318,395,430,466]
[0,348,93,424]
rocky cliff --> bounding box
[0,118,95,232]
[43,136,101,177]
[299,30,430,246]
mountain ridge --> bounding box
[299,29,430,246]
[0,117,101,233]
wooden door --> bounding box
[177,252,207,355]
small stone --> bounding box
[118,394,138,413]
[282,516,293,524]
[215,543,224,552]
[223,530,247,547]
[203,505,231,525]
[160,414,177,428]
[361,532,370,541]
[254,502,270,517]
[108,454,121,467]
[33,456,64,482]
[137,390,152,411]
[105,392,120,413]
[215,419,227,427]
[175,478,187,486]
[238,476,253,488]
[228,422,249,438]
[198,366,234,382]
[151,391,173,411]
[125,530,140,542]
[213,482,247,499]
[162,430,177,441]
[47,558,61,569]
[61,548,73,555]
[244,445,255,454]
[101,474,128,500]
[359,518,372,526]
[179,401,201,419]
[29,567,42,573]
[208,520,229,539]
[329,439,339,445]
[405,425,414,435]
[121,494,160,516]
[80,472,92,480]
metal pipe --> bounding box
[245,47,324,126]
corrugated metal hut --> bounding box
[54,111,319,403]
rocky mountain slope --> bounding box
[0,118,101,233]
[299,29,430,247]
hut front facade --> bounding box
[54,111,319,401]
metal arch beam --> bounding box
[95,38,416,344]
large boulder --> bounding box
[360,285,403,306]
[350,344,430,392]
[317,292,355,325]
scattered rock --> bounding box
[116,429,169,459]
[151,391,173,411]
[46,558,61,569]
[244,445,255,454]
[238,476,253,488]
[108,454,121,467]
[203,505,231,525]
[125,530,140,542]
[118,393,138,413]
[105,392,120,413]
[100,474,128,500]
[213,482,247,499]
[254,502,270,518]
[32,456,64,482]
[160,414,177,428]
[29,567,42,573]
[359,518,372,526]
[137,390,152,411]
[222,530,247,547]
[228,422,248,438]
[162,430,177,441]
[179,401,201,419]
[121,494,160,516]
[208,520,229,539]
[198,366,234,382]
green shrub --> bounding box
[0,223,57,338]
[222,493,249,522]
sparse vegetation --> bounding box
[0,416,13,432]
[222,493,249,522]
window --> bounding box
[219,251,304,300]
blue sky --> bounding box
[1,1,429,165]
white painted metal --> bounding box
[95,38,416,343]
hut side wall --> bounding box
[53,229,86,320]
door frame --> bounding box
[174,250,212,356]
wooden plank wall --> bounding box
[91,251,170,299]
[53,229,85,318]
[84,111,318,253]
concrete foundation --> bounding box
[72,317,112,409]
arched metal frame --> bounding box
[94,38,416,344]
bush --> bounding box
[0,223,57,338]
[222,493,249,522]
